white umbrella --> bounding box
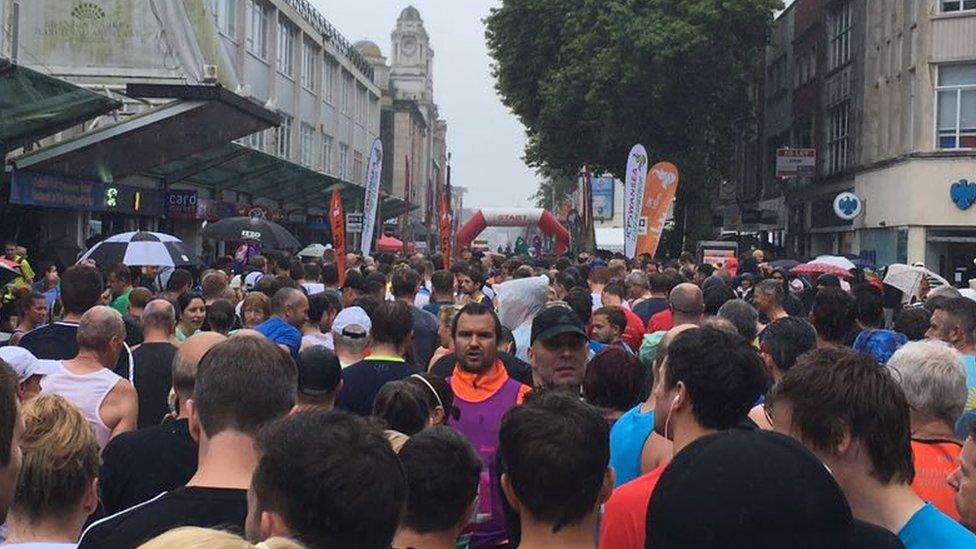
[812,255,857,271]
[78,231,194,268]
[883,264,951,298]
[298,243,329,258]
[883,264,926,295]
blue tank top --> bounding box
[609,403,656,487]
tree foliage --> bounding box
[530,167,577,211]
[486,0,781,253]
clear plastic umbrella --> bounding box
[812,255,857,271]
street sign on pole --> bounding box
[776,148,816,178]
[346,212,364,233]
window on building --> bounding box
[216,0,236,37]
[353,151,364,183]
[794,47,817,88]
[341,72,353,114]
[338,143,350,179]
[246,0,269,59]
[828,1,853,71]
[827,102,850,174]
[937,63,976,149]
[356,85,368,123]
[323,57,336,103]
[942,0,976,12]
[244,129,265,151]
[323,135,334,174]
[369,96,378,129]
[277,21,296,77]
[301,40,316,91]
[767,56,786,94]
[277,114,293,159]
[300,123,315,167]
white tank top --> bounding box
[41,362,123,450]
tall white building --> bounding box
[1,0,382,255]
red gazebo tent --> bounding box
[376,234,404,253]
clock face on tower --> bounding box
[402,35,418,58]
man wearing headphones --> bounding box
[600,326,769,549]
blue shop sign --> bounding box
[306,216,330,230]
[9,169,164,216]
[9,170,101,209]
[951,179,976,210]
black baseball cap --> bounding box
[341,270,368,292]
[297,346,342,396]
[646,429,854,548]
[530,306,587,345]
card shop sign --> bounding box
[165,190,198,219]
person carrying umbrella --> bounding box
[3,242,35,308]
[4,242,35,287]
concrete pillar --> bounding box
[906,225,926,265]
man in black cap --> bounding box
[600,326,768,549]
[296,346,342,410]
[340,270,368,308]
[528,304,589,390]
[646,429,861,548]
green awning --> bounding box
[380,196,418,220]
[142,142,368,206]
[0,61,121,153]
[9,84,279,183]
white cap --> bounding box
[0,347,60,382]
[230,274,243,289]
[332,306,371,336]
[244,271,264,290]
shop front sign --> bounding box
[950,179,976,210]
[833,192,863,221]
[10,169,162,215]
[196,198,238,221]
[10,170,101,209]
[165,190,198,219]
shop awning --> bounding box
[381,196,418,220]
[0,60,121,153]
[9,84,279,182]
[142,141,367,205]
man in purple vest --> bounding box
[448,303,531,548]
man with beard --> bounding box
[448,302,531,548]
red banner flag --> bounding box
[330,189,347,286]
[439,187,452,269]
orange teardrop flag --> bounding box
[635,162,680,258]
[330,189,347,287]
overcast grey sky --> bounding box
[311,0,535,209]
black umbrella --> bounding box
[0,260,21,287]
[202,216,301,249]
[770,259,800,270]
[79,232,194,268]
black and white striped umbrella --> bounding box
[78,232,194,268]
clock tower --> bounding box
[390,6,432,103]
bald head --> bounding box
[272,287,310,328]
[230,328,265,339]
[172,331,226,397]
[655,324,698,370]
[142,299,176,335]
[669,283,704,322]
[271,287,305,315]
[77,305,125,350]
